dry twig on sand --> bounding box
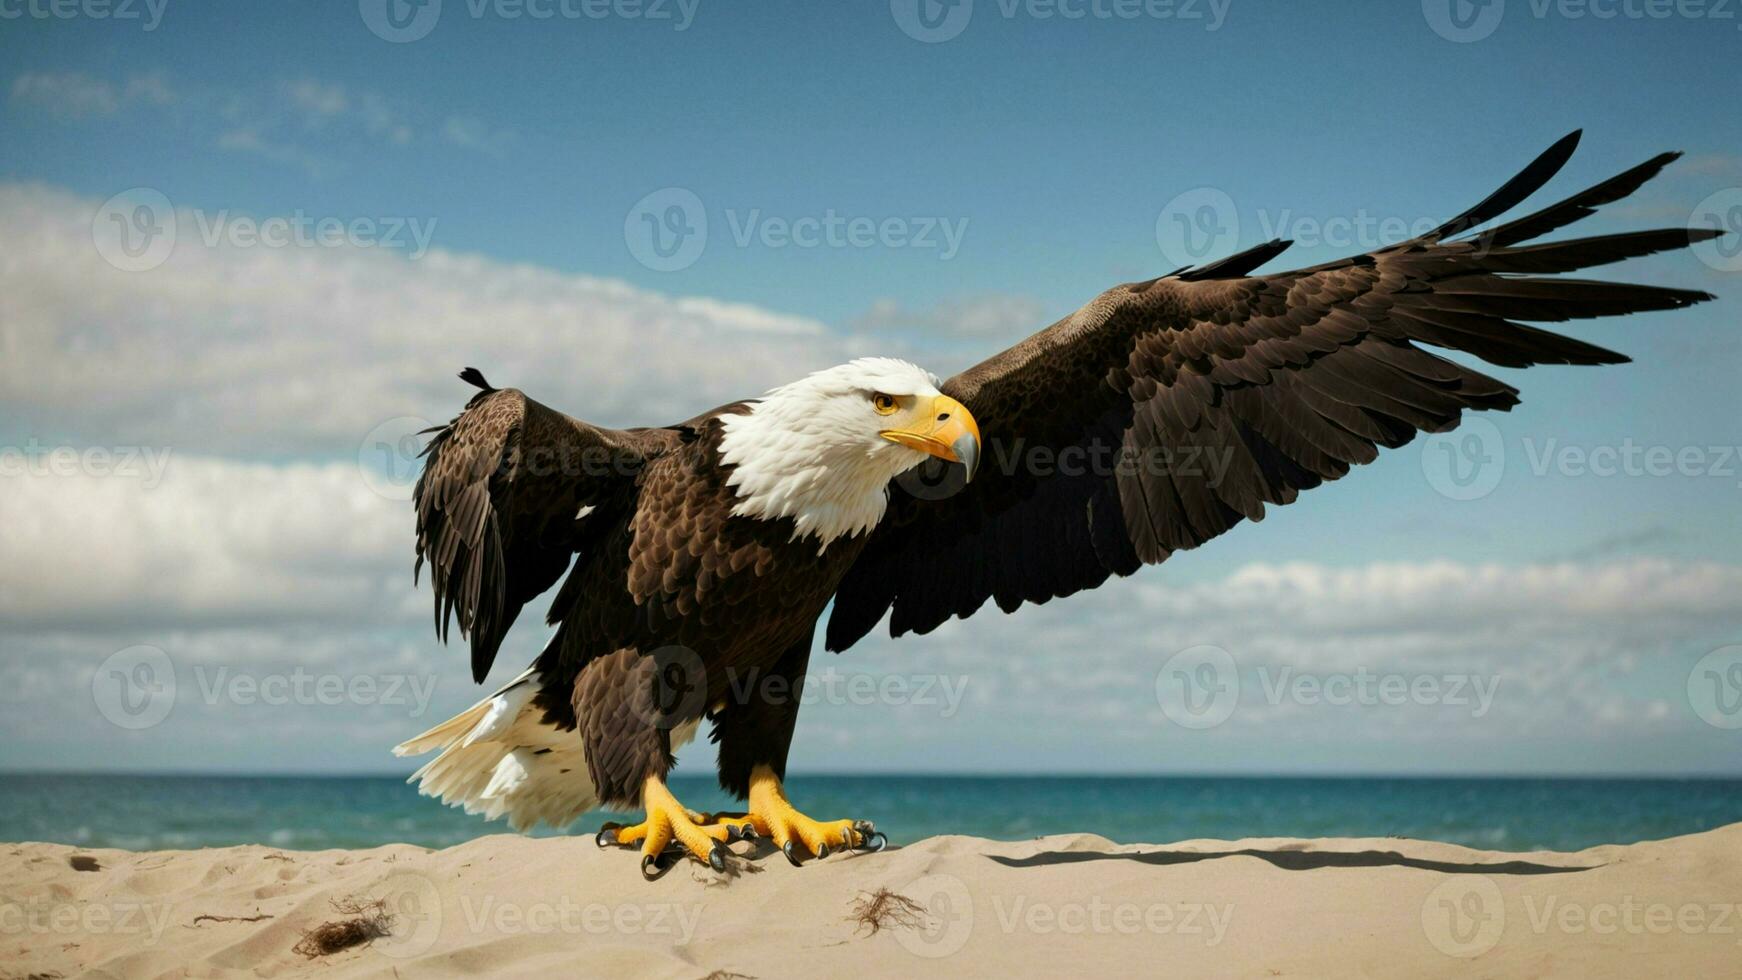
[292,897,394,958]
[191,913,274,926]
[847,887,930,937]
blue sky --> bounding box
[2,0,1740,778]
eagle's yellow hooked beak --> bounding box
[879,394,981,480]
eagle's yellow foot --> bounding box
[746,764,886,865]
[594,778,742,879]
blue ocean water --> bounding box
[2,773,1739,854]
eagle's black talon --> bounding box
[741,824,758,841]
[639,854,664,880]
[782,841,802,867]
[595,821,624,847]
[709,840,729,872]
[863,831,888,853]
[724,823,744,843]
[814,842,829,860]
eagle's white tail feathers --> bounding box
[393,668,599,832]
[394,666,704,832]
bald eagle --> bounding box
[395,132,1719,877]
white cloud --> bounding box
[358,92,413,145]
[5,441,1736,757]
[0,183,856,454]
[281,80,412,145]
[214,128,333,175]
[440,115,513,156]
[284,79,349,120]
[852,294,1048,338]
[15,72,112,117]
[9,72,178,118]
[3,427,1737,771]
[124,73,176,108]
[0,457,411,631]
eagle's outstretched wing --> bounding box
[414,368,679,682]
[827,131,1720,651]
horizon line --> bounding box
[6,769,1741,782]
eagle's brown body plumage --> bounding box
[416,398,869,807]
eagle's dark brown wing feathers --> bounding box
[415,369,677,682]
[826,136,1719,651]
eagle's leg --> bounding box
[745,764,885,864]
[708,633,887,864]
[597,777,747,878]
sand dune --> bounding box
[5,822,1741,978]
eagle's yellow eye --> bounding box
[871,393,899,415]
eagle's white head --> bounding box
[718,357,981,549]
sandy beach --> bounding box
[6,821,1742,978]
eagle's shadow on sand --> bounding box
[986,847,1601,876]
